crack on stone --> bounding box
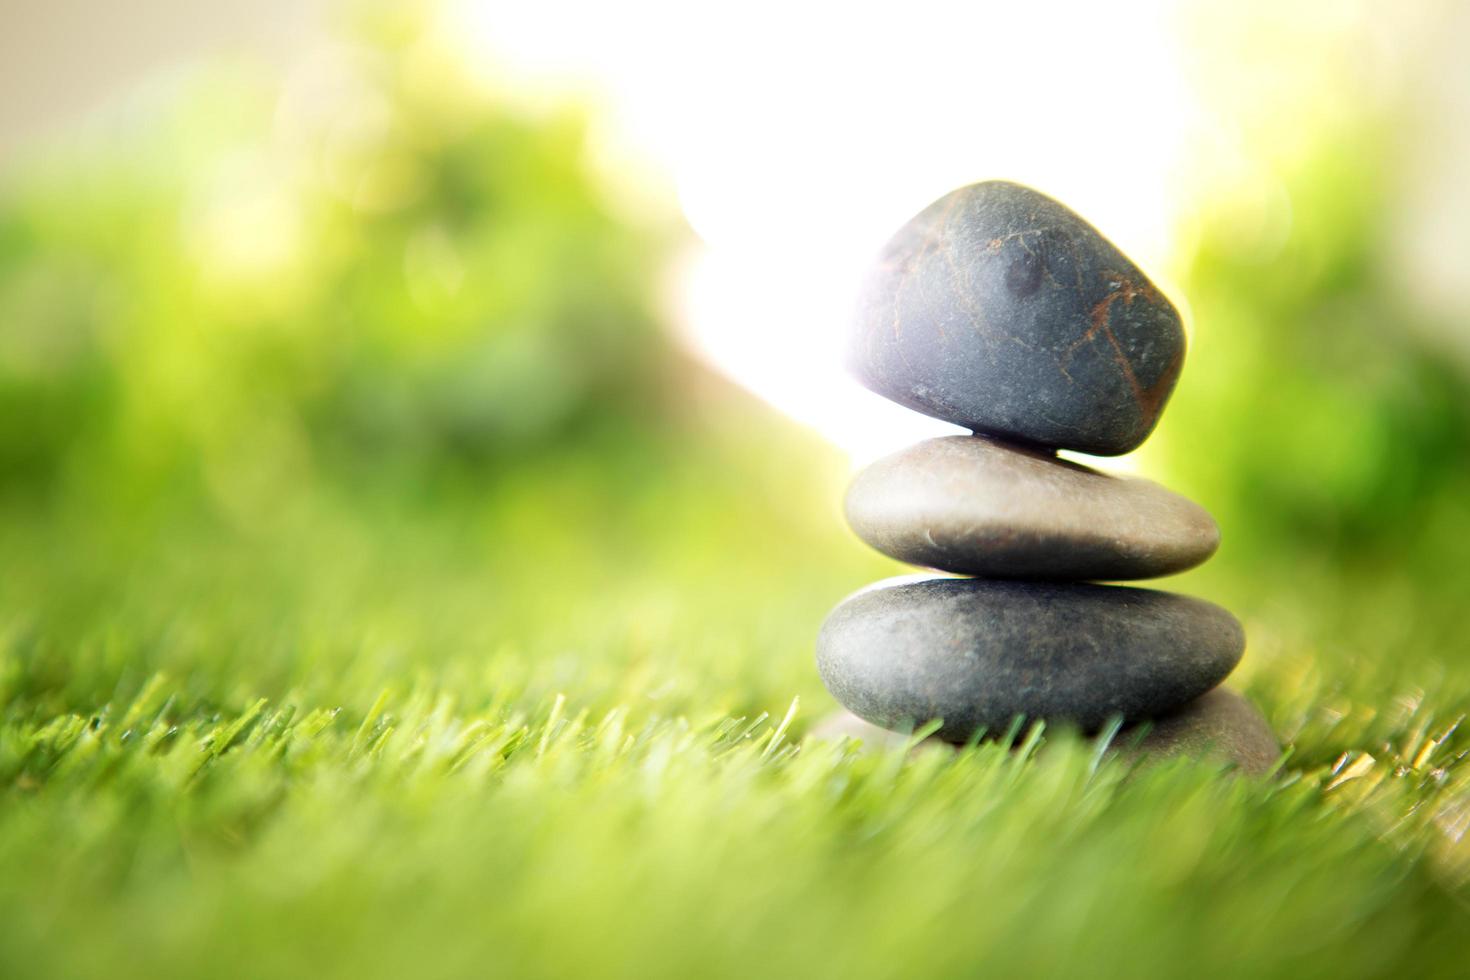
[1057,271,1170,414]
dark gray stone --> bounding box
[808,687,1279,775]
[816,577,1243,742]
[845,435,1219,580]
[849,181,1185,456]
[1113,687,1279,775]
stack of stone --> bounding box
[815,181,1277,772]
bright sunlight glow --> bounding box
[447,0,1240,464]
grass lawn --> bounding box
[3,394,1469,980]
[2,39,1468,973]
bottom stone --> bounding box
[808,688,1280,776]
[1111,688,1280,775]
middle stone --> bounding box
[846,436,1220,580]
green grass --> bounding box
[3,30,1470,973]
[3,400,1470,980]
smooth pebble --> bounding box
[849,181,1185,455]
[846,435,1219,580]
[816,576,1244,741]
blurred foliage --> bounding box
[1155,121,1470,671]
[0,19,672,518]
[0,13,866,716]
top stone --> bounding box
[849,181,1186,456]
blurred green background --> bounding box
[3,2,1470,977]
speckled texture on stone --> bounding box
[849,181,1186,456]
[845,435,1219,580]
[816,577,1243,742]
[808,688,1279,775]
